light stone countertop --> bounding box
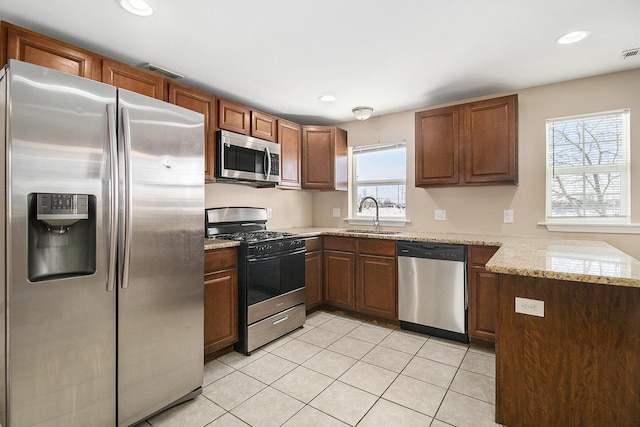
[206,226,640,288]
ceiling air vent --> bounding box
[141,63,184,79]
[619,48,640,60]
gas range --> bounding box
[205,207,306,355]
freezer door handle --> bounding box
[121,107,133,289]
[107,104,118,292]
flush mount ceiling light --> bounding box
[556,30,591,45]
[319,94,336,102]
[352,106,373,121]
[118,0,154,16]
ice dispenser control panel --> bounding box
[36,193,89,227]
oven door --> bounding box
[246,248,305,320]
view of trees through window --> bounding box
[546,110,629,219]
[353,144,406,218]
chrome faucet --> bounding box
[358,196,381,232]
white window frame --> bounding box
[347,142,408,227]
[540,109,639,234]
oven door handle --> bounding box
[247,247,306,263]
[272,316,289,326]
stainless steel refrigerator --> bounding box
[0,60,205,426]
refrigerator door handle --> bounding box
[121,107,133,289]
[107,104,118,292]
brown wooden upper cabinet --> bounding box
[1,21,101,80]
[415,94,518,187]
[277,119,302,189]
[301,126,348,191]
[218,98,278,142]
[218,98,250,134]
[168,82,217,182]
[251,110,277,142]
[102,58,165,100]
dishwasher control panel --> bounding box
[397,241,466,261]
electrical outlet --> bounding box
[434,209,446,221]
[515,297,544,317]
[503,209,514,223]
[332,208,341,218]
[266,208,273,219]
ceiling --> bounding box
[1,0,639,125]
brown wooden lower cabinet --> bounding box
[305,237,323,310]
[204,248,238,357]
[496,274,640,427]
[356,239,397,319]
[323,248,356,310]
[323,236,398,321]
[467,245,499,344]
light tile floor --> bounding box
[136,311,502,427]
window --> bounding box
[351,142,406,222]
[545,109,630,227]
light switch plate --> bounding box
[332,208,341,217]
[515,297,544,317]
[435,209,446,221]
[266,208,273,219]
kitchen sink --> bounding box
[343,229,400,235]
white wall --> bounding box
[312,68,640,259]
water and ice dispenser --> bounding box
[28,193,96,282]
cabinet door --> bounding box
[323,250,355,310]
[468,266,497,342]
[218,99,250,134]
[278,119,302,189]
[467,246,499,343]
[204,268,238,355]
[356,254,397,320]
[102,58,165,99]
[168,82,216,182]
[2,22,100,80]
[302,126,335,190]
[463,95,518,184]
[305,251,323,309]
[251,110,277,142]
[415,106,460,186]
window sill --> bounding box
[538,222,640,234]
[345,218,410,228]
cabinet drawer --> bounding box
[468,245,499,266]
[305,237,322,252]
[204,248,237,273]
[358,238,396,256]
[323,236,356,252]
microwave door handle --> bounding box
[264,147,271,180]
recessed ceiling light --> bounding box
[556,30,591,45]
[118,0,154,17]
[319,95,336,102]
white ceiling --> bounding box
[1,0,639,124]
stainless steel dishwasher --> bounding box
[397,241,468,343]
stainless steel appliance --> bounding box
[215,129,281,186]
[206,207,305,355]
[0,60,205,426]
[397,241,468,343]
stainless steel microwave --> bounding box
[215,130,280,186]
